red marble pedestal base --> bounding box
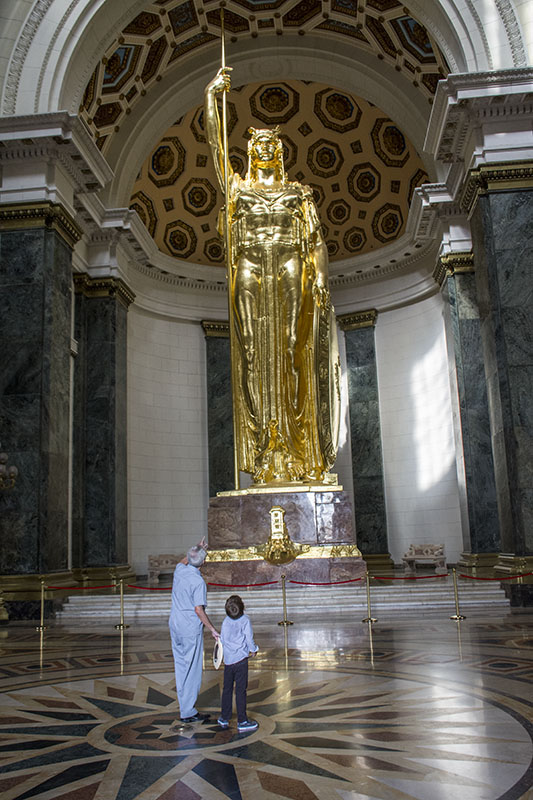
[202,488,365,587]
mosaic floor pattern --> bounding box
[0,616,532,800]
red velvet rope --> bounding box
[127,585,172,590]
[288,577,363,585]
[372,573,449,580]
[45,584,117,590]
[206,580,279,587]
[458,572,533,581]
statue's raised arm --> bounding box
[204,68,233,194]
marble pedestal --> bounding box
[202,488,365,586]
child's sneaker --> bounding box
[217,717,229,728]
[238,719,258,732]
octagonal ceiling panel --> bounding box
[80,0,448,154]
[129,80,429,264]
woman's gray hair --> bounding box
[187,545,207,567]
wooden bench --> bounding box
[402,544,447,574]
[148,554,183,583]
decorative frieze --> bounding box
[0,201,82,247]
[434,251,475,286]
[461,162,533,215]
[337,310,377,331]
[73,274,136,308]
[202,320,230,338]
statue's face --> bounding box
[251,134,280,165]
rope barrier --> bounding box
[46,584,117,590]
[459,571,533,581]
[372,574,449,581]
[127,585,172,590]
[206,580,279,587]
[288,577,364,585]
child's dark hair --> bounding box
[225,594,244,619]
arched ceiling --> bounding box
[78,0,448,268]
[79,0,449,155]
[129,80,429,264]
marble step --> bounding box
[55,580,510,621]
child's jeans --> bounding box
[221,657,248,723]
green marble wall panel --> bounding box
[0,227,71,574]
[72,291,128,568]
[344,326,388,554]
[205,334,234,496]
[471,190,533,556]
[445,271,500,552]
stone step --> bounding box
[56,580,510,621]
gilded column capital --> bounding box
[0,201,82,248]
[461,161,533,215]
[73,274,136,308]
[337,309,377,331]
[202,320,229,338]
[433,251,475,286]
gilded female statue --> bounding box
[205,68,340,485]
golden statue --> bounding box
[205,68,340,486]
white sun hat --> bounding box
[213,638,223,670]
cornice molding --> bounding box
[337,309,378,331]
[131,261,228,294]
[73,273,136,308]
[433,251,475,287]
[461,161,533,214]
[202,320,230,338]
[0,201,82,247]
[0,112,113,191]
[425,69,533,164]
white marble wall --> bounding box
[375,293,463,565]
[127,307,208,576]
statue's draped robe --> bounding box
[227,174,337,484]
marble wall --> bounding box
[344,324,388,555]
[443,271,500,553]
[0,227,71,574]
[204,333,234,496]
[72,288,129,569]
[375,294,463,564]
[127,307,209,576]
[471,190,533,556]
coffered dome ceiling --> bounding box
[80,0,449,265]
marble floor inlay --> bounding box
[0,614,532,799]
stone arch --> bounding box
[1,0,527,120]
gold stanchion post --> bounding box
[36,578,48,632]
[120,628,125,674]
[39,628,44,674]
[115,579,130,630]
[450,567,465,621]
[277,574,293,627]
[367,616,375,666]
[362,571,377,624]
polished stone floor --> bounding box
[0,612,532,800]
